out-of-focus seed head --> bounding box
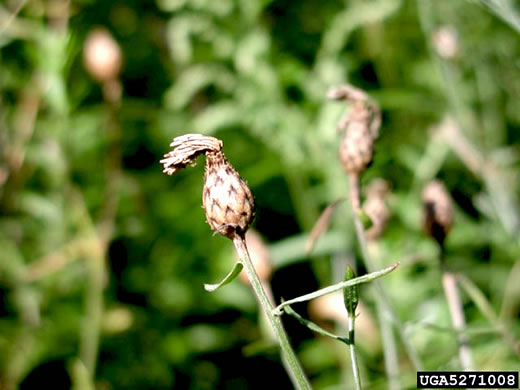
[328,84,381,177]
[84,28,123,83]
[423,180,453,247]
[160,134,255,240]
[238,229,272,285]
[432,26,459,60]
[338,102,375,176]
[364,179,391,240]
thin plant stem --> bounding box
[375,299,400,390]
[367,242,400,390]
[348,174,423,373]
[441,268,474,370]
[233,235,312,390]
[455,274,519,356]
[348,314,362,390]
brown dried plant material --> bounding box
[305,198,345,255]
[327,85,381,176]
[364,179,391,240]
[423,180,453,247]
[160,134,255,239]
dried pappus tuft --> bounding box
[160,134,255,239]
[161,134,223,175]
[423,180,453,247]
[327,84,369,104]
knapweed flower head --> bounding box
[161,134,255,239]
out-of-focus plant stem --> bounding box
[457,273,519,356]
[233,235,312,390]
[79,76,122,378]
[441,267,473,370]
[348,174,423,375]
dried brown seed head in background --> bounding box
[423,180,453,247]
[160,134,255,239]
[328,84,381,176]
[338,102,376,176]
[364,179,391,240]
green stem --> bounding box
[349,174,423,372]
[348,314,362,390]
[233,235,311,390]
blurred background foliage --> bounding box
[1,0,520,388]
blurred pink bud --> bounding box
[84,28,123,82]
[432,26,459,59]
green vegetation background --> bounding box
[1,0,519,388]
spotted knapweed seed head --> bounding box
[161,134,255,239]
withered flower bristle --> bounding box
[160,134,223,175]
[160,133,254,239]
[327,84,369,103]
[423,180,453,247]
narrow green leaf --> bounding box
[305,198,346,256]
[284,304,350,345]
[273,262,399,315]
[204,262,244,292]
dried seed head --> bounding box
[83,28,122,83]
[160,134,254,240]
[238,229,272,285]
[423,180,453,246]
[338,102,375,176]
[328,84,381,176]
[364,179,391,240]
[203,151,255,238]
